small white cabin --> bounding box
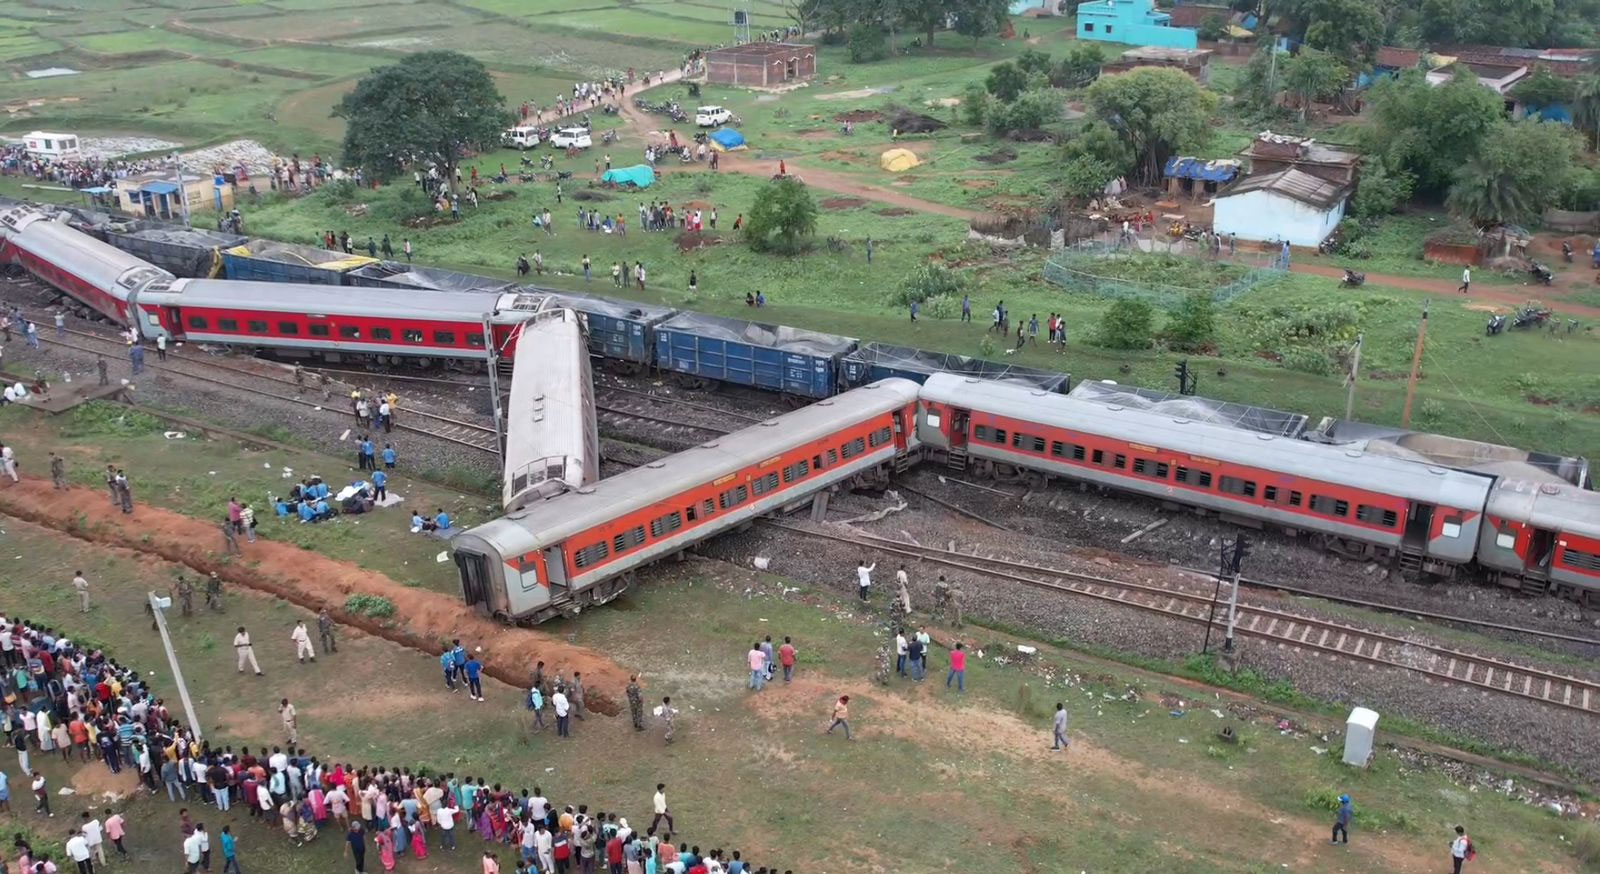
[22,131,82,160]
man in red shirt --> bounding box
[778,637,797,684]
[946,642,967,693]
[605,834,624,874]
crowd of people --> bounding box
[1,614,793,874]
[0,145,167,192]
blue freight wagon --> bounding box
[547,292,676,366]
[654,313,856,398]
[221,240,378,285]
[99,226,245,278]
[842,342,1070,392]
[346,262,518,293]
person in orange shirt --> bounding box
[825,695,851,740]
[68,716,91,762]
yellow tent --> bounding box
[879,148,920,173]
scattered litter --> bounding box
[1210,709,1227,719]
[207,471,216,476]
[263,462,272,468]
[544,767,554,773]
[758,617,768,622]
[435,551,449,563]
[1177,738,1189,744]
[340,429,352,441]
[1311,746,1328,755]
[163,431,187,440]
[58,787,76,795]
[752,556,771,570]
[1169,710,1185,718]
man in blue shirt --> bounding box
[358,437,374,471]
[313,497,331,520]
[435,509,451,531]
[464,652,483,701]
[371,470,387,502]
[440,650,456,691]
[220,826,240,874]
[298,501,315,523]
[382,444,397,468]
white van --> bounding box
[549,127,593,149]
[695,106,732,127]
[503,126,543,149]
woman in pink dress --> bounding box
[309,785,328,823]
[375,827,397,872]
[409,821,428,859]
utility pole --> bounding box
[1223,533,1249,653]
[171,156,191,228]
[1400,301,1429,428]
[1344,332,1363,420]
[148,591,203,740]
[483,314,507,467]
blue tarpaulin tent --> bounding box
[600,165,656,189]
[1163,156,1241,183]
[708,128,746,150]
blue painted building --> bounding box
[1075,0,1199,50]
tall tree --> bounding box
[1574,71,1600,150]
[1281,47,1348,121]
[335,51,508,198]
[1084,67,1218,185]
[745,177,819,255]
[1510,66,1575,112]
[949,0,1010,45]
[1282,0,1382,64]
[782,0,826,37]
[1446,120,1583,226]
[1362,70,1504,196]
[985,62,1028,102]
[899,0,948,47]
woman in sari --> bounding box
[279,802,297,841]
[408,818,428,859]
[309,783,328,824]
[296,798,319,845]
[374,825,397,872]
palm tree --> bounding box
[1574,72,1600,151]
[1446,156,1534,228]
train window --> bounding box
[718,486,749,510]
[1289,490,1303,506]
[868,427,892,448]
[187,316,208,330]
[467,333,485,348]
[402,329,423,343]
[1219,476,1256,498]
[1440,514,1464,538]
[339,326,360,339]
[433,331,457,345]
[685,503,698,522]
[1112,454,1126,470]
[1174,467,1213,488]
[992,428,1007,444]
[827,449,838,467]
[841,437,866,459]
[1334,500,1349,517]
[703,499,715,517]
[612,526,646,554]
[372,328,393,341]
[752,472,779,495]
[309,324,330,337]
[1132,459,1168,479]
[1309,495,1338,516]
[218,318,238,332]
[1072,444,1086,461]
[1561,549,1600,571]
[1092,449,1105,465]
[573,542,609,568]
[650,511,683,538]
[1356,505,1398,527]
[1263,486,1278,502]
[278,321,299,335]
[1050,441,1064,457]
[247,320,268,334]
[1028,436,1046,452]
[974,425,992,442]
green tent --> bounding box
[600,164,655,189]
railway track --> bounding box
[32,328,500,454]
[765,521,1600,716]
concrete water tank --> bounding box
[1343,707,1379,767]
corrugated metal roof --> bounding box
[1220,169,1349,209]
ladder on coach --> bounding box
[946,447,968,472]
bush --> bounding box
[924,293,960,320]
[1197,12,1228,41]
[985,62,1027,102]
[960,83,989,127]
[377,185,433,224]
[847,23,887,63]
[1571,822,1600,870]
[894,262,966,306]
[745,177,819,255]
[985,88,1061,136]
[1162,291,1217,352]
[819,29,845,46]
[315,178,358,205]
[1351,161,1415,219]
[345,593,396,619]
[1560,169,1600,211]
[1093,299,1155,349]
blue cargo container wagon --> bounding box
[654,312,857,398]
[842,341,1070,393]
[221,240,378,285]
[545,291,677,366]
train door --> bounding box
[949,408,970,448]
[891,409,908,451]
[165,307,185,340]
[1403,502,1434,550]
[455,550,492,612]
[1525,528,1556,576]
[543,546,569,592]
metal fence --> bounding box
[1042,238,1284,311]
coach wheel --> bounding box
[411,356,432,369]
[1,264,25,279]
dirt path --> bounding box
[1291,261,1600,318]
[614,77,981,221]
[0,480,630,712]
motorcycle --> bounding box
[601,130,618,144]
[1561,241,1573,263]
[1512,304,1553,329]
[1340,269,1365,288]
[1529,262,1554,286]
[1485,314,1506,336]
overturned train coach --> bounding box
[452,378,923,623]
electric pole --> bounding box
[1223,533,1250,652]
[148,591,204,740]
[1344,332,1363,420]
[1400,301,1429,428]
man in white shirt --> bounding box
[855,560,875,602]
[650,783,673,834]
[195,823,210,870]
[268,747,288,774]
[1450,825,1471,874]
[66,828,93,874]
[534,824,554,873]
[553,689,571,737]
[437,801,458,850]
[894,630,908,677]
[280,698,298,745]
[182,829,203,874]
[290,621,315,663]
[232,627,262,675]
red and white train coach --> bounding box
[0,204,173,325]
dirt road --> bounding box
[0,480,631,712]
[1290,261,1600,319]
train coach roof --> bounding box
[847,342,1070,392]
[540,290,677,324]
[161,279,504,318]
[657,312,856,357]
[923,373,1491,506]
[1486,479,1600,541]
[471,378,921,548]
[1069,379,1308,438]
[347,262,519,294]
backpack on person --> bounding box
[1465,838,1476,862]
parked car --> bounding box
[695,105,732,127]
[503,126,543,149]
[550,127,593,149]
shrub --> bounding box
[1571,822,1600,870]
[1197,12,1228,41]
[344,593,396,619]
[315,178,358,205]
[960,83,989,127]
[986,88,1061,136]
[985,62,1027,102]
[1162,291,1217,352]
[847,23,887,63]
[1093,299,1155,349]
[62,402,165,437]
[924,293,960,320]
[894,262,966,306]
[745,177,819,255]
